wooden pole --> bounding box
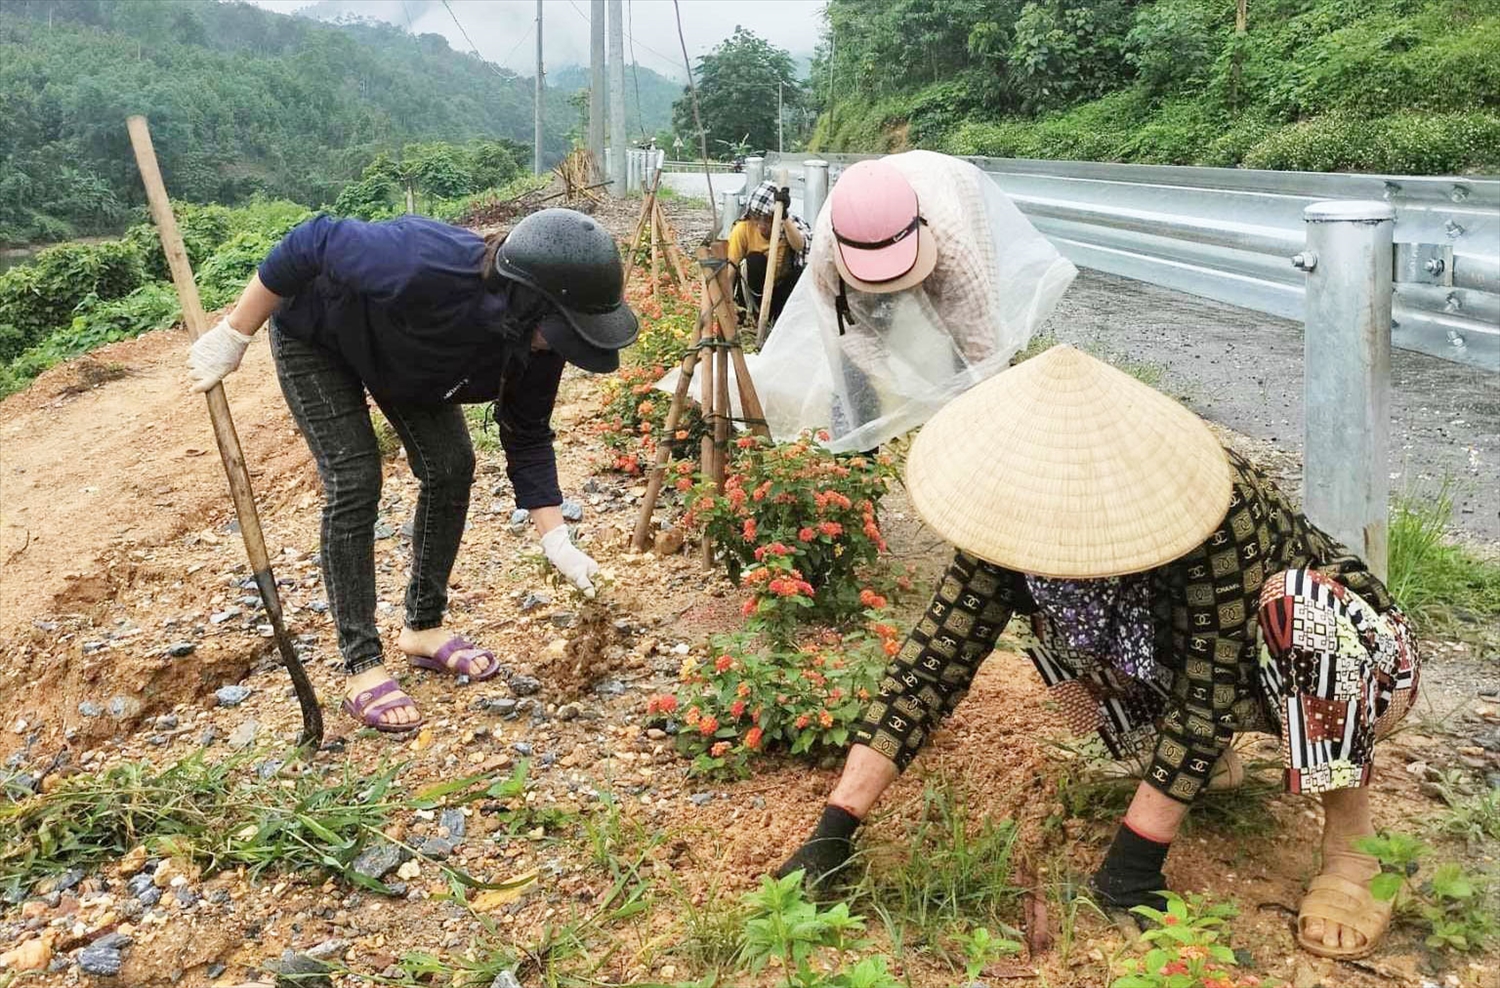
[630,309,708,551]
[755,170,788,344]
[126,115,323,749]
[698,244,771,438]
[620,167,661,286]
[650,204,661,297]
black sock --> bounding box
[775,804,861,888]
[1090,823,1171,914]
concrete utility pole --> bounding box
[589,0,606,181]
[608,0,627,196]
[534,0,544,174]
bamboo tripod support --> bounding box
[620,168,691,298]
[756,167,791,345]
[630,242,771,555]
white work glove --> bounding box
[541,525,599,596]
[187,317,255,393]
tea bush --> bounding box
[0,239,148,364]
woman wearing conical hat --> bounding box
[776,345,1420,960]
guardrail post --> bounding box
[1299,200,1395,580]
[803,159,829,223]
[718,191,741,240]
[744,156,765,189]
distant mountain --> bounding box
[549,63,682,138]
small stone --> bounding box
[308,600,329,614]
[548,611,577,629]
[107,696,140,719]
[209,607,241,624]
[156,713,179,730]
[439,809,466,841]
[173,886,200,907]
[78,701,102,718]
[509,675,541,697]
[508,509,530,534]
[491,972,523,988]
[351,843,404,881]
[373,522,396,540]
[215,685,252,708]
[395,859,422,881]
[689,793,713,807]
[671,643,690,656]
[1,937,51,972]
[206,962,227,978]
[78,944,123,976]
[227,720,259,750]
[512,742,534,757]
[199,726,218,746]
[271,948,333,987]
[256,759,283,780]
[137,887,161,907]
[167,642,196,657]
[305,938,349,961]
[399,520,415,539]
[559,499,583,522]
[417,838,454,859]
[488,697,518,716]
[555,703,580,722]
[520,591,551,613]
[127,873,155,898]
[384,881,408,897]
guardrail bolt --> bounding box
[1382,181,1401,200]
[1444,292,1462,313]
[1444,219,1465,239]
[1450,185,1469,203]
[1423,257,1446,276]
[1291,251,1318,271]
[1446,330,1467,349]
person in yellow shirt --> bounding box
[728,180,811,325]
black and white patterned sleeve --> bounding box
[851,551,1026,771]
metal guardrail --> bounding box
[766,152,1500,372]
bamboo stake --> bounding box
[620,167,661,286]
[650,205,661,297]
[629,309,708,551]
[698,244,771,438]
[755,168,789,345]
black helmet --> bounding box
[491,208,639,373]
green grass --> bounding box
[463,403,502,453]
[853,779,1024,959]
[1387,482,1500,637]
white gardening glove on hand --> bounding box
[541,525,599,597]
[187,317,255,393]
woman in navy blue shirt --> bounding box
[187,208,636,733]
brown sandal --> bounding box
[1296,853,1395,960]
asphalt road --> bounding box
[1042,270,1500,542]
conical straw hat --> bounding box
[906,345,1232,578]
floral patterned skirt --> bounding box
[1029,567,1420,798]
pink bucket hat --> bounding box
[829,159,937,294]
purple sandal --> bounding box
[343,679,424,734]
[407,636,500,681]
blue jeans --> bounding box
[270,325,474,675]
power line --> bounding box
[441,0,529,77]
[563,0,685,77]
[671,0,715,226]
[628,0,646,138]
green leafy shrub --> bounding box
[646,610,894,775]
[685,435,898,628]
[1112,891,1277,987]
[1242,111,1500,173]
[1359,831,1498,953]
[737,870,903,988]
[0,238,147,363]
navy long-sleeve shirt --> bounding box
[259,214,565,509]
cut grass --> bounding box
[1387,481,1500,638]
[1014,331,1169,389]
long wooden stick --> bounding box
[699,244,771,438]
[650,206,661,297]
[127,115,323,750]
[755,169,789,344]
[629,310,708,552]
[620,168,662,286]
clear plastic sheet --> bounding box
[743,150,1077,452]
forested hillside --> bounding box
[809,0,1500,174]
[1,0,581,245]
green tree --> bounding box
[672,27,801,157]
